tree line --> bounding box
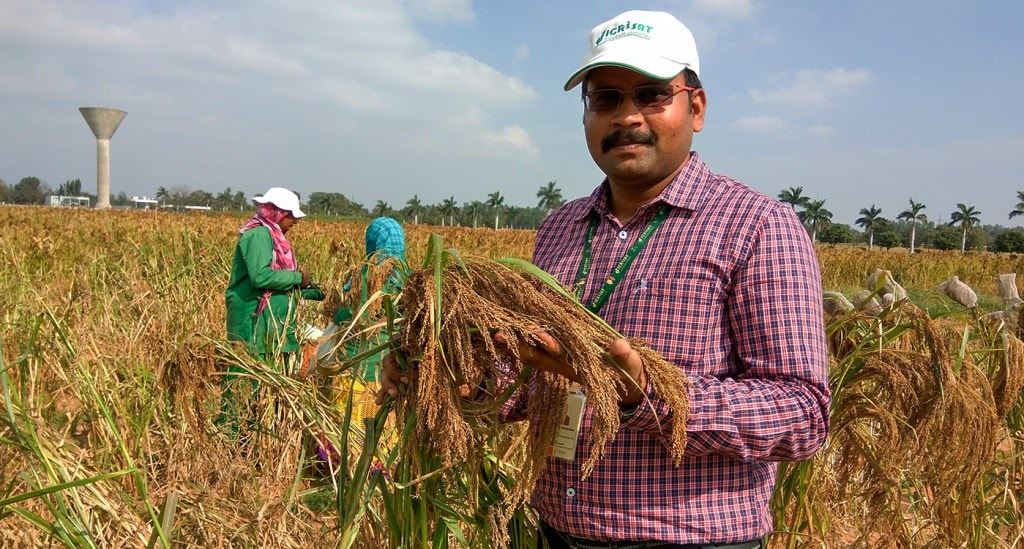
[4,175,1024,250]
[0,177,252,211]
[0,176,566,230]
[778,187,1024,253]
[305,180,565,230]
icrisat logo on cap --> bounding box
[595,20,654,46]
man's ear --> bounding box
[691,88,707,133]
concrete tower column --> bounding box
[79,107,127,209]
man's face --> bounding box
[583,66,705,191]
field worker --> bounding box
[379,9,830,548]
[221,187,324,434]
[319,216,407,383]
[312,217,407,464]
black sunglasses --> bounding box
[582,84,696,113]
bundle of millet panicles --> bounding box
[392,250,691,490]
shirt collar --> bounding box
[574,152,714,221]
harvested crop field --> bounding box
[1,206,1022,547]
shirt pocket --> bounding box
[620,277,722,370]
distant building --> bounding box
[184,205,212,211]
[49,195,91,207]
[131,196,159,210]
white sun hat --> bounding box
[564,10,700,91]
[252,187,306,218]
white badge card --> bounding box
[550,392,586,461]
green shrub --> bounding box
[992,229,1024,253]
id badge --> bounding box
[549,391,586,461]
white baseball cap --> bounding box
[564,10,700,91]
[253,187,306,218]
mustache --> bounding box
[601,130,656,152]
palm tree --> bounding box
[405,194,423,225]
[440,196,458,226]
[373,200,391,218]
[155,186,169,206]
[233,190,247,211]
[307,192,334,216]
[897,199,927,253]
[778,186,811,212]
[802,199,832,243]
[856,205,883,250]
[536,181,564,216]
[464,200,484,228]
[949,203,981,252]
[1009,191,1024,220]
[487,191,504,229]
[214,187,234,211]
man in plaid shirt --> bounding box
[379,9,830,548]
[521,10,831,549]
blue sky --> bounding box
[1,0,1022,227]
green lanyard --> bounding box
[574,204,670,313]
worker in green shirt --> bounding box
[221,187,323,437]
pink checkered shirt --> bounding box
[526,153,831,544]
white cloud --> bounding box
[691,0,757,19]
[730,115,789,133]
[806,125,834,137]
[0,1,536,122]
[0,0,540,209]
[218,37,310,76]
[729,116,834,139]
[0,1,104,43]
[515,43,530,61]
[235,2,537,108]
[0,1,311,78]
[0,67,76,96]
[308,78,390,112]
[393,49,536,101]
[480,125,538,158]
[401,0,475,22]
[749,68,873,109]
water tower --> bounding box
[79,107,127,209]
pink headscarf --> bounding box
[240,202,297,315]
